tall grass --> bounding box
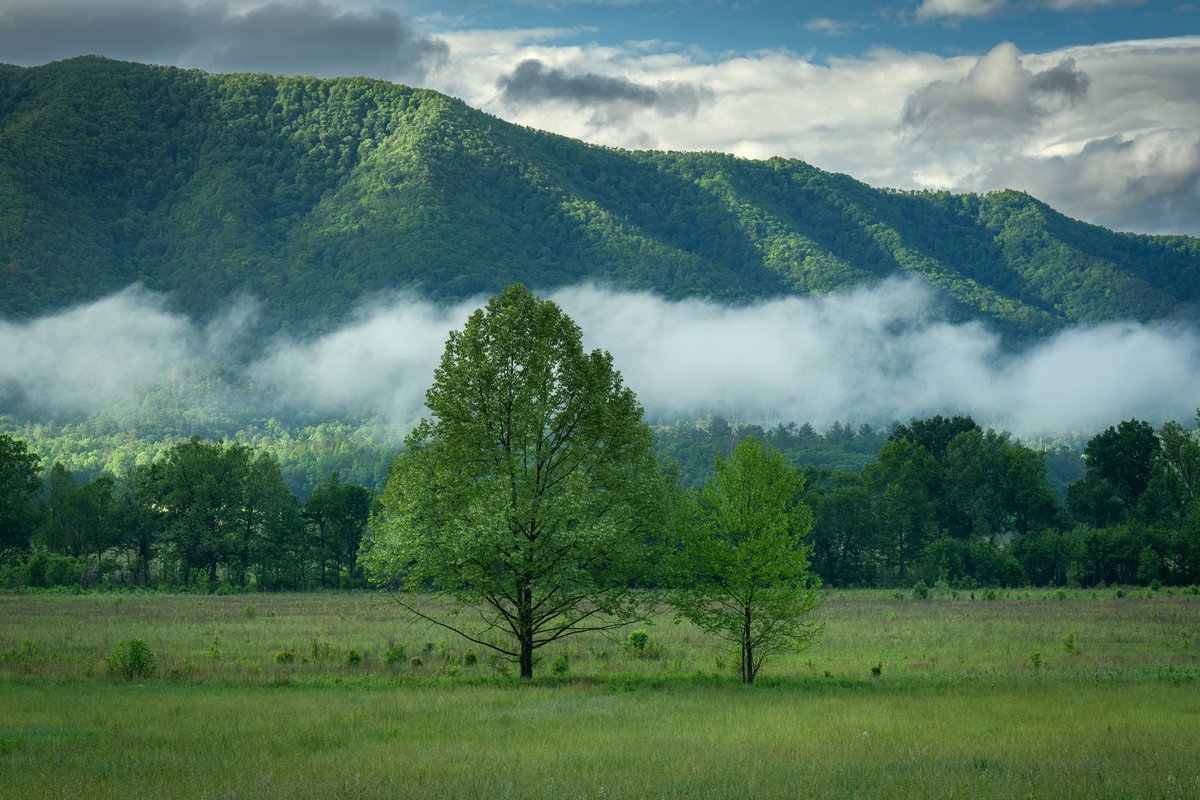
[2,588,1196,683]
[1,589,1197,799]
[1,680,1197,799]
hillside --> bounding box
[2,56,1199,337]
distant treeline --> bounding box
[1,413,1197,591]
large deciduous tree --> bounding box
[670,437,823,684]
[0,433,42,555]
[362,285,669,679]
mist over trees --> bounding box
[1,285,1199,613]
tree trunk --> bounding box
[519,584,534,679]
[742,607,754,684]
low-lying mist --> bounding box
[3,279,1199,436]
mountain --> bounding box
[2,56,1199,338]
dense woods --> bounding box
[3,409,1197,592]
[2,57,1199,340]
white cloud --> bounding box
[5,283,1199,436]
[424,31,1200,234]
[0,287,199,415]
[914,0,1008,23]
[901,42,1089,143]
[804,17,871,36]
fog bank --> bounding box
[3,280,1199,436]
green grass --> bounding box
[2,588,1196,683]
[2,589,1198,798]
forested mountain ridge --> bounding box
[3,56,1199,336]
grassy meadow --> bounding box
[2,589,1199,798]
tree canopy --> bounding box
[670,436,823,683]
[363,285,670,678]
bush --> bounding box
[109,638,157,680]
[345,649,363,666]
[383,643,407,665]
[551,653,570,676]
[25,550,83,588]
[275,649,295,664]
[462,651,477,667]
[912,581,929,600]
[624,629,650,655]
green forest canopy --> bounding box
[2,56,1198,340]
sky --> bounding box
[0,0,1197,236]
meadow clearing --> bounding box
[2,588,1198,799]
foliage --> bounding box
[107,638,157,680]
[303,472,373,588]
[1,58,1198,339]
[0,433,42,554]
[363,285,671,678]
[670,437,823,683]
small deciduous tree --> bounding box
[362,285,669,679]
[670,437,823,684]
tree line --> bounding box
[1,434,371,591]
[3,415,1196,594]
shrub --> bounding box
[345,649,363,666]
[409,656,423,668]
[383,643,407,665]
[625,629,650,655]
[551,653,570,676]
[912,581,929,600]
[25,550,83,588]
[462,651,477,667]
[871,662,882,678]
[109,638,157,680]
[275,649,295,664]
[244,605,257,619]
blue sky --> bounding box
[417,0,1194,57]
[1,0,1197,234]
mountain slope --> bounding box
[2,56,1198,336]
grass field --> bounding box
[2,589,1198,799]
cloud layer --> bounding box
[4,283,1200,437]
[432,31,1200,235]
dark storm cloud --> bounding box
[496,58,713,119]
[204,3,448,79]
[0,2,214,63]
[901,42,1089,142]
[0,1,447,81]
